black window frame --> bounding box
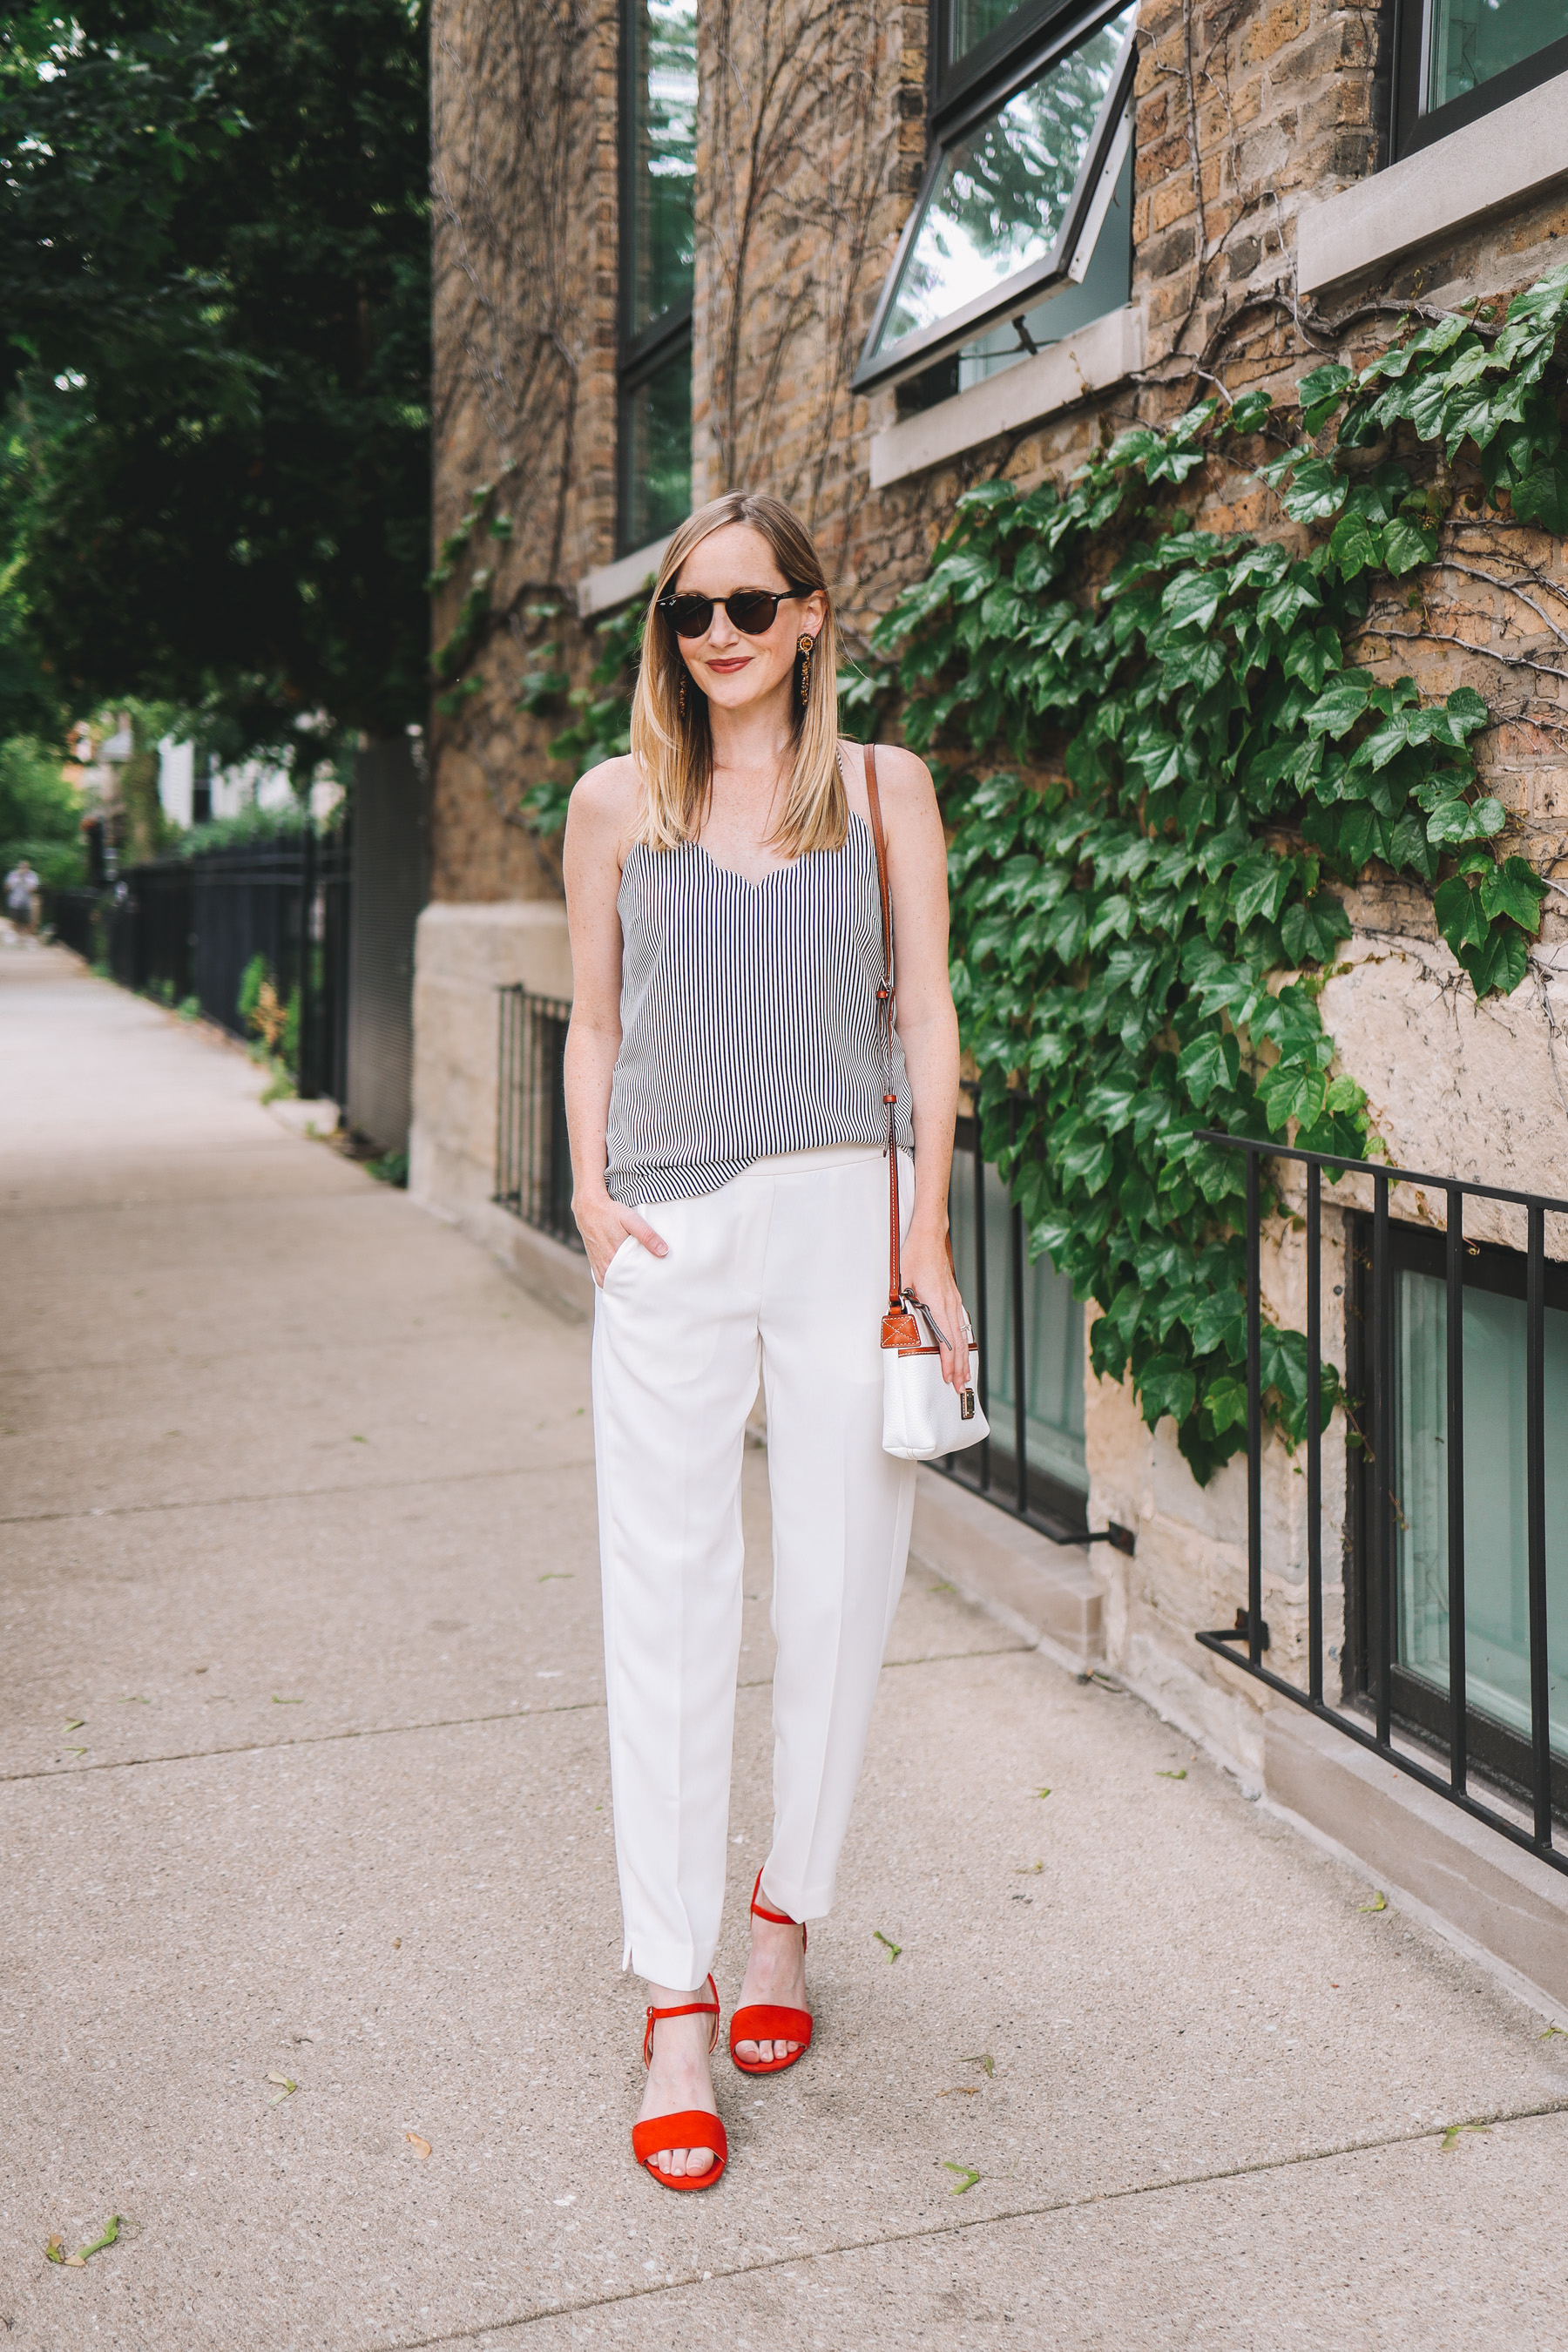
[852,0,1139,397]
[1345,1208,1568,1824]
[616,0,694,559]
[1390,0,1568,162]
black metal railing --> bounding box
[933,1115,1132,1553]
[48,830,350,1103]
[495,984,580,1247]
[1198,1129,1567,1878]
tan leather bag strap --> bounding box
[863,743,902,1309]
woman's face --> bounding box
[669,524,826,720]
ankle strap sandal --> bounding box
[632,1973,727,2190]
[729,1871,814,2076]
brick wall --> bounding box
[427,0,1566,927]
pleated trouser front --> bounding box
[591,1140,917,1990]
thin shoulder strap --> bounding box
[863,744,902,1309]
[864,741,892,994]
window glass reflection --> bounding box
[950,0,1027,62]
[1426,0,1564,112]
[628,0,697,335]
[875,3,1136,362]
[623,351,692,549]
[1393,1266,1568,1755]
[948,1146,1088,1497]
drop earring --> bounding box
[798,633,814,707]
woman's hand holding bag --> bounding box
[863,747,990,1464]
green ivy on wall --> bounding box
[870,265,1567,1482]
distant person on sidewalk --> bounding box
[563,490,970,2192]
[5,857,40,934]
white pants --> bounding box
[591,1141,917,1989]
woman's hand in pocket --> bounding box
[573,1187,668,1287]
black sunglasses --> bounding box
[657,585,811,640]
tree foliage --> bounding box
[871,267,1566,1482]
[0,0,429,764]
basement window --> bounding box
[1347,1214,1568,1818]
[855,0,1139,405]
[1394,0,1568,159]
[618,0,695,556]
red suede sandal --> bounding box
[729,1870,814,2075]
[631,1974,727,2192]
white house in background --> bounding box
[156,740,341,832]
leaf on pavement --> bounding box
[873,1931,902,1963]
[267,2072,297,2104]
[962,2053,996,2078]
[1539,2025,1568,2041]
[1358,1891,1388,1913]
[1157,1768,1187,1779]
[1035,1787,1051,1799]
[936,2086,979,2098]
[405,2132,432,2159]
[944,2163,982,2194]
[63,1719,84,1733]
[47,2215,120,2267]
[1014,1862,1044,1874]
[1440,2122,1488,2152]
[272,1694,303,1705]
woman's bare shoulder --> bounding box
[572,754,642,824]
[843,740,936,822]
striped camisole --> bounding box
[604,807,916,1207]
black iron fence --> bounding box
[936,1114,1100,1545]
[1197,1129,1567,1878]
[496,985,579,1247]
[47,830,350,1103]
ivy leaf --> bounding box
[1510,452,1568,532]
[1279,458,1347,524]
[1227,389,1274,433]
[1479,856,1549,930]
[1296,362,1355,432]
[1305,672,1372,740]
[1230,846,1293,930]
[1257,1060,1328,1132]
[1433,873,1490,954]
[1186,1288,1246,1354]
[1256,566,1321,631]
[1162,571,1228,632]
[1427,795,1505,845]
[1139,1355,1198,1431]
[1204,1371,1249,1434]
[1327,509,1381,578]
[1380,513,1440,574]
[1281,890,1352,965]
[1177,1029,1240,1107]
[1459,922,1529,998]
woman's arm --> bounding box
[561,758,669,1284]
[874,745,970,1392]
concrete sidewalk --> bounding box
[3,939,1566,2351]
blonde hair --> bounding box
[628,490,845,857]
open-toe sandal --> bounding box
[631,1974,727,2191]
[729,1870,813,2076]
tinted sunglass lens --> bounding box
[726,591,781,634]
[668,595,714,638]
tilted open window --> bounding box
[854,0,1139,402]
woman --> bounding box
[562,490,968,2190]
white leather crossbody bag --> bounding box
[863,745,990,1463]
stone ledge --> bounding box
[578,536,672,619]
[416,1189,596,1326]
[1264,1703,1568,2015]
[908,1468,1105,1666]
[1297,71,1568,295]
[868,303,1146,490]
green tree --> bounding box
[0,736,84,888]
[0,0,429,771]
